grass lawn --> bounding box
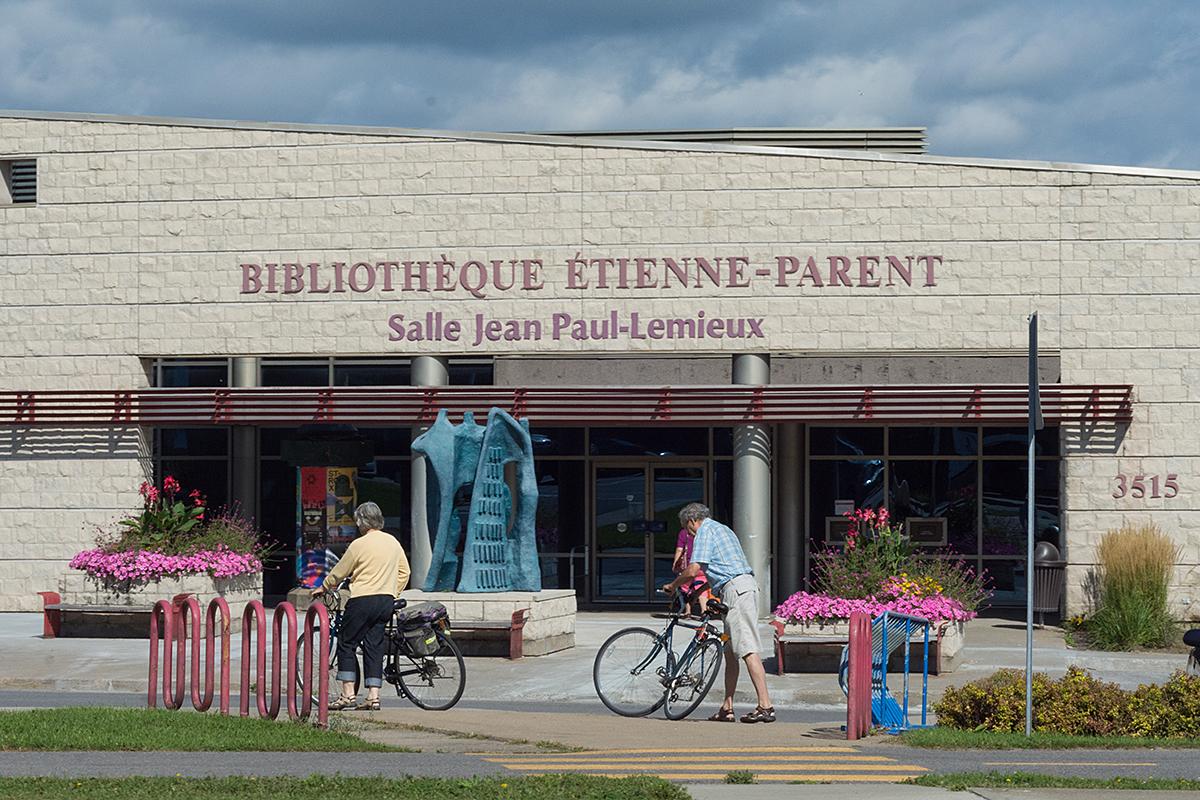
[900,727,1200,750]
[0,707,402,752]
[0,776,687,800]
[910,772,1200,791]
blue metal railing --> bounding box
[874,611,930,732]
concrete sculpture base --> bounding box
[402,589,576,657]
[288,587,576,657]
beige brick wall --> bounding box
[1,114,1198,616]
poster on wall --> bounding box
[295,466,358,588]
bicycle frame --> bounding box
[632,603,725,690]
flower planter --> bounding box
[772,618,966,675]
[56,571,262,638]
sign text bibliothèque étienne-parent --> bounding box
[238,253,941,346]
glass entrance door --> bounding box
[593,463,706,602]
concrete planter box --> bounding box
[57,571,262,638]
[773,618,966,674]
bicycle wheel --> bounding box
[663,636,723,720]
[593,627,669,717]
[397,629,466,711]
[296,628,358,705]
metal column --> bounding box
[732,353,771,616]
[776,422,803,606]
[230,357,259,520]
[410,355,449,588]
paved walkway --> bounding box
[0,611,1187,704]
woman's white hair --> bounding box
[353,501,385,531]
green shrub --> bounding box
[1037,667,1128,736]
[1088,523,1178,650]
[935,667,1200,738]
[1129,672,1200,738]
[724,770,755,784]
[934,668,1053,733]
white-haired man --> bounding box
[662,501,775,723]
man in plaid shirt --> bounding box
[663,502,775,723]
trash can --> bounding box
[1033,542,1066,626]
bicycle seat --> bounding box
[706,598,728,616]
[393,598,408,611]
[1184,629,1200,648]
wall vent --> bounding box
[1,159,36,205]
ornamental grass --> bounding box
[1088,522,1179,650]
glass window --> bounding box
[535,461,586,554]
[888,460,977,553]
[808,459,885,548]
[158,363,229,388]
[448,361,494,385]
[589,427,707,457]
[357,460,411,553]
[259,427,301,457]
[712,461,733,525]
[260,361,330,386]
[984,559,1026,605]
[334,361,410,386]
[889,427,978,457]
[158,459,228,512]
[981,461,1060,556]
[158,428,229,457]
[809,427,884,457]
[359,428,411,458]
[982,426,1060,457]
[713,428,733,456]
[529,427,584,456]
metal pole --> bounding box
[1025,312,1039,737]
[410,355,449,588]
[732,353,771,616]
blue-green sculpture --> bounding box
[414,407,540,592]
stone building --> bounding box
[1,110,1196,618]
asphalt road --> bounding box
[4,691,1200,783]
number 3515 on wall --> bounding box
[1112,473,1180,499]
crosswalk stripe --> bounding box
[490,763,927,773]
[533,773,922,782]
[490,755,898,763]
[474,746,859,756]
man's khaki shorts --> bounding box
[721,573,763,659]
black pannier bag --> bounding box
[394,602,450,657]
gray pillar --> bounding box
[776,423,803,605]
[732,353,771,616]
[410,355,449,588]
[230,357,259,522]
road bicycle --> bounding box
[593,589,728,720]
[296,587,467,710]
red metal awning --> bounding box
[0,384,1133,427]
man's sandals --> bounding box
[740,706,776,723]
[708,705,776,723]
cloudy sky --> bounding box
[2,1,1198,169]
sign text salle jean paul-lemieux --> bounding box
[238,253,942,347]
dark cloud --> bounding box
[0,0,1198,168]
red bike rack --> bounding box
[845,610,872,740]
[148,595,329,729]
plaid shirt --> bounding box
[690,517,752,595]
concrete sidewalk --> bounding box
[0,610,1187,705]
